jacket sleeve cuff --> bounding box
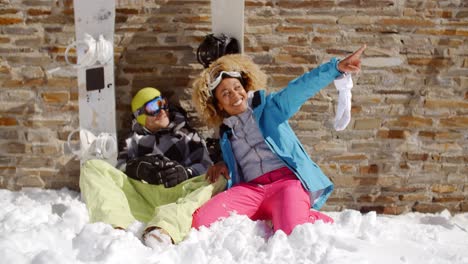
[333,57,346,74]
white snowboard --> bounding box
[211,0,245,53]
[72,0,118,166]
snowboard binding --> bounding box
[196,33,240,68]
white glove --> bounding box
[333,73,353,131]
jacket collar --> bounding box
[252,90,261,109]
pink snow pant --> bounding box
[192,167,333,235]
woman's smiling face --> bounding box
[214,77,248,116]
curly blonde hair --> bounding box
[192,54,267,128]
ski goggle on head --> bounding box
[208,71,243,95]
[133,96,168,118]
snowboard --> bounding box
[211,0,245,53]
[71,0,118,166]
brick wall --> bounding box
[0,0,466,214]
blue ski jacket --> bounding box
[219,58,342,210]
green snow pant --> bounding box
[79,159,226,244]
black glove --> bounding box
[126,154,192,187]
[159,164,192,188]
[125,154,177,185]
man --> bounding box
[79,87,226,249]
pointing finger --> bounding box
[350,44,367,58]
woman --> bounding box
[190,46,366,235]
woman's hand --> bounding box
[338,44,367,74]
[206,161,230,183]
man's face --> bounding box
[144,109,170,132]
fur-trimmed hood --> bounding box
[192,54,268,128]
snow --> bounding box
[1,188,467,264]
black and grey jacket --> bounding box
[117,106,213,177]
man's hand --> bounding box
[125,155,168,184]
[158,165,191,188]
[125,154,191,187]
[338,45,366,74]
[206,161,230,183]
